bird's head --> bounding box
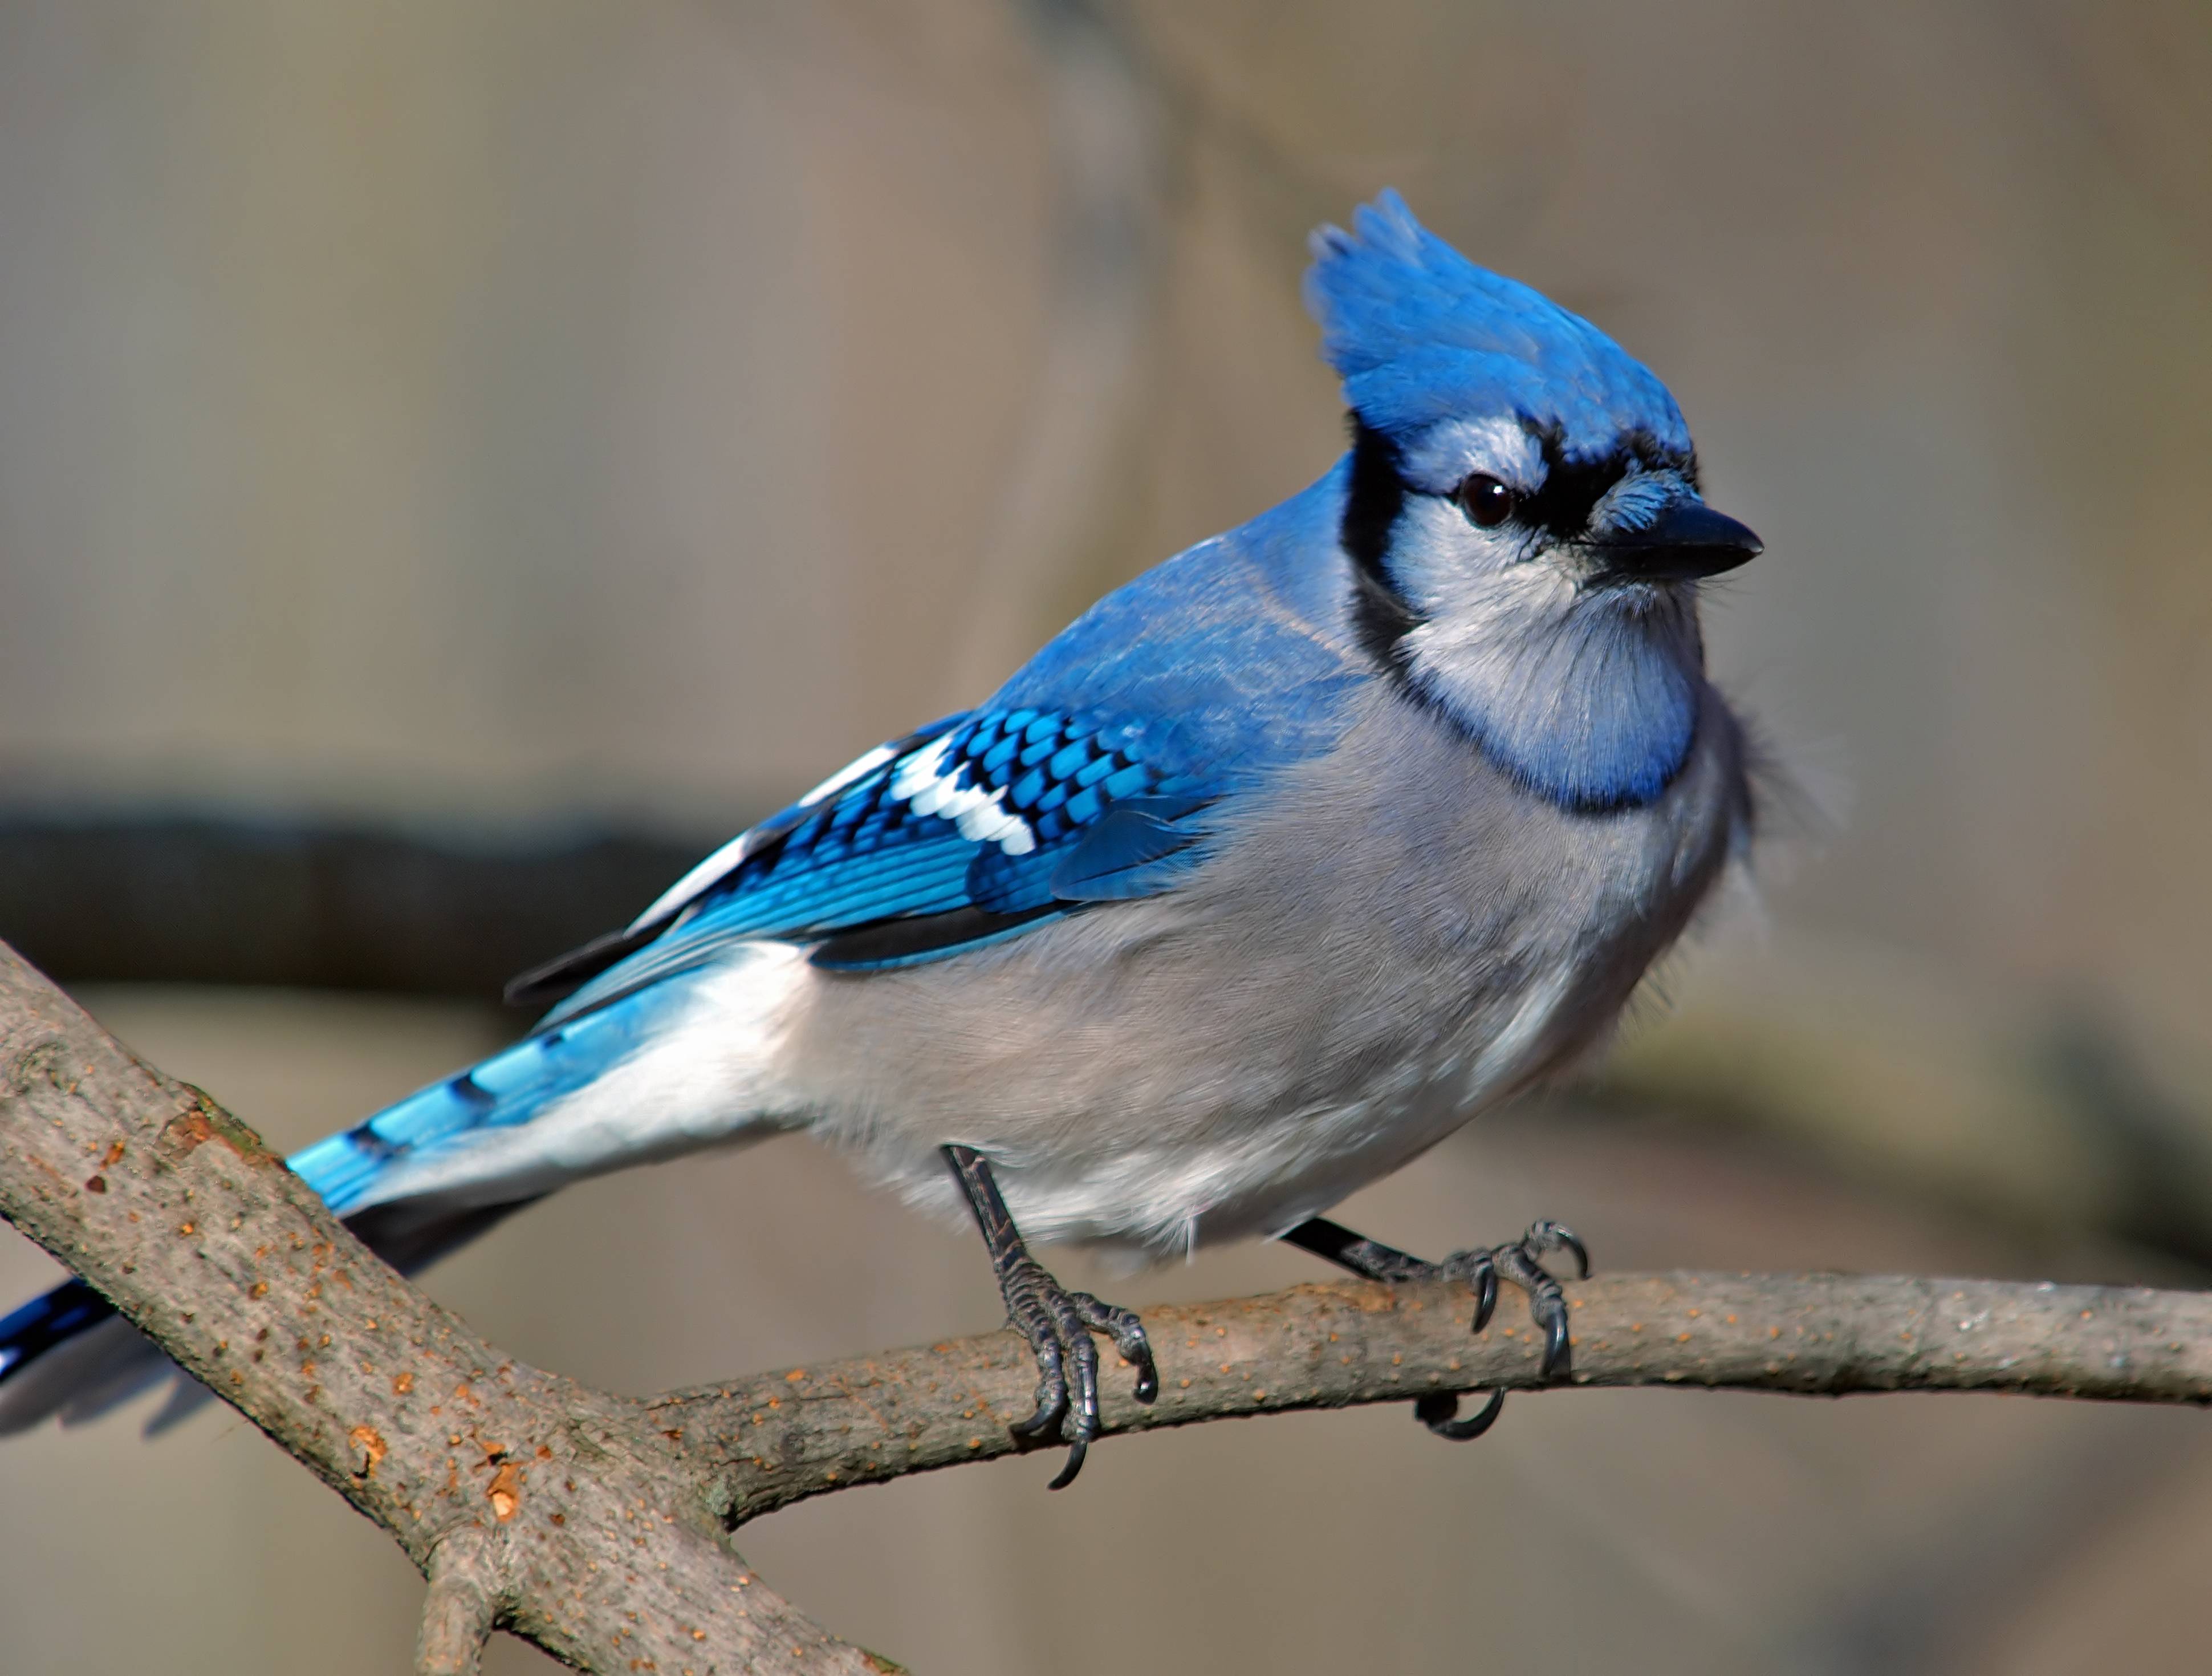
[1304,191,1760,810]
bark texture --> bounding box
[1,938,2206,1673]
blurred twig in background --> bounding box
[0,809,715,1001]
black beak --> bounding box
[1591,501,1762,581]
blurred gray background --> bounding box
[3,2,2211,1671]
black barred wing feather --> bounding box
[528,709,1221,1022]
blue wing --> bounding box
[521,473,1369,1023]
[533,706,1225,1021]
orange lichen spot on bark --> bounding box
[393,1371,414,1395]
[166,1108,214,1152]
[349,1426,387,1476]
[162,1095,272,1163]
[487,1459,524,1522]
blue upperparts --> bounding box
[541,490,1366,1016]
[593,705,1219,991]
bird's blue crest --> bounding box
[1303,190,1690,460]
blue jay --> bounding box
[0,192,1759,1486]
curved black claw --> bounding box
[1437,1247,1502,1332]
[1414,1386,1506,1441]
[1528,1218,1590,1281]
[997,1253,1156,1490]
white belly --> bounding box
[828,953,1588,1263]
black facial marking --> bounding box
[1340,416,1424,671]
[1340,416,1404,579]
[1515,420,1697,542]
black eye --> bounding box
[1454,473,1516,529]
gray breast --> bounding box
[782,679,1750,1257]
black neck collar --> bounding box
[1338,416,1422,671]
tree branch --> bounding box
[660,1267,2212,1532]
[417,1530,501,1676]
[0,940,875,1674]
[2,936,2207,1671]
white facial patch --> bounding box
[889,737,1038,855]
[1396,416,1544,497]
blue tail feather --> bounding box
[290,983,681,1217]
[2,980,684,1431]
[0,1280,116,1383]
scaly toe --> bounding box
[1439,1247,1502,1332]
[1490,1237,1577,1382]
[1074,1292,1159,1404]
[1007,1334,1069,1440]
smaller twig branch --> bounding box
[662,1269,2212,1528]
[417,1531,502,1676]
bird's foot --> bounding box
[1279,1214,1589,1442]
[1414,1219,1587,1437]
[998,1251,1158,1489]
[1442,1218,1589,1378]
[943,1143,1160,1489]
